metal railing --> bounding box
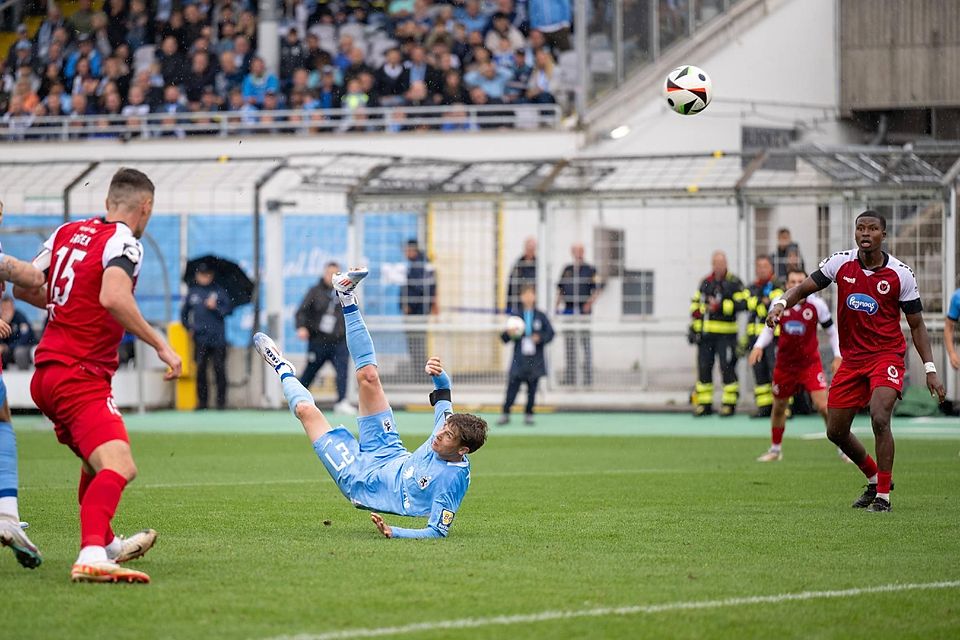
[0,103,563,141]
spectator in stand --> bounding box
[216,51,245,96]
[0,297,37,370]
[158,9,187,51]
[280,27,306,88]
[35,5,67,61]
[184,51,216,103]
[157,36,187,86]
[441,103,478,131]
[287,68,311,104]
[439,69,469,105]
[105,0,128,50]
[44,83,69,115]
[526,47,557,104]
[66,35,103,82]
[334,34,355,73]
[183,4,206,49]
[5,25,33,71]
[2,95,34,139]
[69,58,96,97]
[457,0,489,35]
[311,67,342,109]
[529,0,572,52]
[155,84,187,137]
[486,13,525,53]
[406,43,443,95]
[38,63,64,101]
[233,35,253,73]
[98,56,131,102]
[465,60,511,102]
[375,48,409,107]
[228,86,259,131]
[215,21,237,56]
[92,91,124,138]
[72,0,97,38]
[343,46,373,85]
[259,90,285,132]
[122,84,151,130]
[242,56,280,107]
[125,0,153,52]
[504,47,532,102]
[357,71,379,107]
[91,13,114,61]
[237,10,258,49]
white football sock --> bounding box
[876,492,890,502]
[867,474,878,485]
[0,496,19,521]
[770,444,781,453]
[338,291,357,308]
[76,545,108,564]
[105,535,123,559]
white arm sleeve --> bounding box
[753,325,775,350]
[826,323,841,358]
[896,263,920,303]
[816,250,854,282]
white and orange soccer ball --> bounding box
[505,315,526,340]
[664,65,712,115]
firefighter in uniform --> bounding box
[689,251,750,416]
[744,255,783,418]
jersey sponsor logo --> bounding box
[440,509,455,527]
[783,320,806,336]
[417,475,431,489]
[842,276,856,284]
[846,293,879,315]
[802,308,814,321]
[382,417,393,432]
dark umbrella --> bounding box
[183,255,254,309]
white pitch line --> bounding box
[267,581,960,640]
[801,427,960,440]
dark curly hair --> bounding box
[447,413,487,453]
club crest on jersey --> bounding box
[417,475,431,489]
[802,308,814,321]
[877,280,890,295]
[846,293,878,315]
[887,365,899,379]
[382,417,393,432]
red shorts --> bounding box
[31,363,128,460]
[772,362,827,400]
[827,355,905,409]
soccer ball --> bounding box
[505,315,525,340]
[664,65,712,115]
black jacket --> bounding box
[295,280,345,344]
[181,282,232,347]
[500,308,554,379]
[402,251,436,315]
[506,256,536,313]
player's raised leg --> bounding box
[332,268,390,417]
[865,387,898,511]
[0,398,42,569]
[254,332,335,442]
[757,396,788,462]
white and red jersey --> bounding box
[812,249,920,363]
[33,218,143,376]
[756,294,839,368]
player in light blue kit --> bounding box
[254,267,487,538]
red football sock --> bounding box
[79,469,127,549]
[858,455,878,481]
[771,426,785,446]
[79,469,116,544]
[877,471,892,494]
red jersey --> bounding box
[774,295,833,369]
[814,250,920,363]
[33,218,143,376]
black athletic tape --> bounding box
[430,388,451,406]
[811,270,831,288]
[105,256,137,279]
[900,298,923,315]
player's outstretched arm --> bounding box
[766,276,824,327]
[101,267,183,380]
[0,254,44,289]
[426,356,453,435]
[905,312,946,403]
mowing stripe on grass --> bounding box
[267,580,960,640]
[21,468,683,491]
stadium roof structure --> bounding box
[284,145,960,204]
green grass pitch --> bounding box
[4,411,960,640]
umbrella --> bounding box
[183,255,254,309]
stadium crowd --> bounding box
[0,0,572,138]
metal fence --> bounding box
[0,104,563,142]
[0,146,957,410]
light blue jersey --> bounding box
[314,376,470,538]
[948,287,960,322]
